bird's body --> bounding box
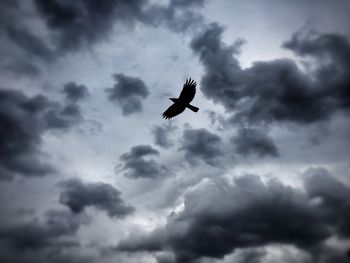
[162,78,199,119]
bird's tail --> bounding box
[187,104,199,112]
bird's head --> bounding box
[169,98,177,102]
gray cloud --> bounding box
[33,0,146,51]
[33,0,205,53]
[0,89,82,180]
[0,209,93,263]
[232,127,279,158]
[3,60,41,77]
[143,0,205,33]
[59,178,134,218]
[0,0,206,78]
[0,0,19,30]
[190,24,350,125]
[152,122,177,149]
[119,145,169,179]
[0,1,46,77]
[115,169,350,262]
[62,82,90,102]
[303,168,350,238]
[180,128,223,166]
[106,73,149,116]
[1,2,349,263]
[6,25,55,62]
[0,209,87,250]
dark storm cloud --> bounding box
[151,122,177,149]
[58,178,134,218]
[119,145,169,179]
[0,0,205,78]
[34,0,143,50]
[62,82,90,102]
[33,0,205,52]
[303,168,350,238]
[6,26,55,62]
[106,73,149,116]
[33,0,146,51]
[116,169,350,262]
[45,103,83,129]
[0,209,93,263]
[0,1,47,77]
[0,0,20,31]
[180,128,223,166]
[0,209,87,250]
[0,88,82,180]
[315,245,350,263]
[232,127,279,158]
[190,24,350,125]
[3,60,41,77]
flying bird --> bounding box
[162,78,199,119]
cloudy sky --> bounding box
[1,0,350,262]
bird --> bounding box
[162,78,199,119]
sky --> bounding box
[0,0,350,262]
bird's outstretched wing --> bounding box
[178,78,196,104]
[162,104,185,119]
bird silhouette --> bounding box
[162,78,199,119]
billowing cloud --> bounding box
[106,73,149,116]
[303,168,350,238]
[33,0,145,51]
[0,0,206,78]
[1,2,349,263]
[0,89,82,180]
[190,24,350,125]
[180,127,223,166]
[152,122,177,149]
[0,209,86,250]
[119,145,169,179]
[115,169,350,262]
[33,0,205,52]
[0,209,92,263]
[58,178,134,218]
[232,127,279,158]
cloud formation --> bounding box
[191,24,350,125]
[304,168,350,238]
[152,122,177,149]
[0,0,206,78]
[59,178,134,218]
[232,127,279,158]
[0,209,85,250]
[62,82,90,102]
[6,25,55,62]
[119,145,168,179]
[0,209,92,263]
[33,0,205,52]
[180,128,223,166]
[116,169,350,262]
[106,73,149,116]
[34,0,145,51]
[0,89,82,180]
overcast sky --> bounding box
[1,0,350,262]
